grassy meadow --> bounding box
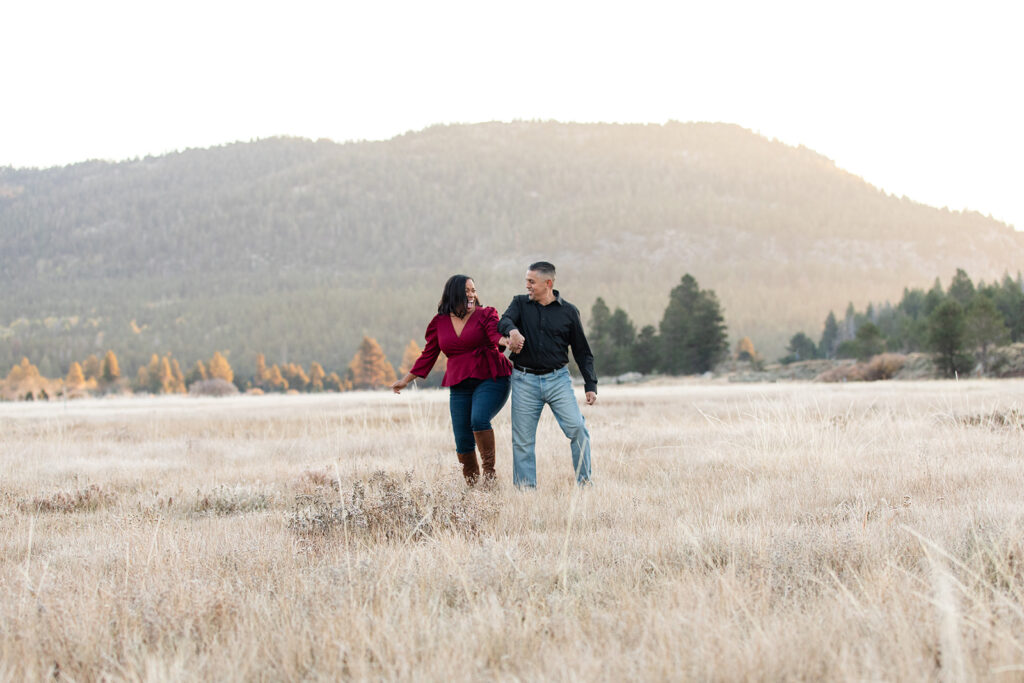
[3,380,1024,681]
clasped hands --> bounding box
[506,329,526,353]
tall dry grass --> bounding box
[3,381,1024,681]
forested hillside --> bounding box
[2,121,1021,378]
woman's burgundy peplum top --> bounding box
[408,306,513,386]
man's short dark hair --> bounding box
[529,261,556,279]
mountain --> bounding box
[1,121,1021,379]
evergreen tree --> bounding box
[208,351,233,384]
[928,300,974,377]
[324,371,346,392]
[853,322,885,361]
[965,295,1009,373]
[101,350,120,383]
[992,273,1024,342]
[923,277,945,317]
[947,268,975,307]
[281,362,309,391]
[82,354,102,381]
[348,336,397,389]
[782,332,817,364]
[819,311,839,359]
[588,298,617,375]
[633,325,659,374]
[659,274,728,375]
[185,360,208,387]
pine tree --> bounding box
[819,311,839,359]
[101,350,120,384]
[965,295,1009,374]
[185,360,208,387]
[783,332,818,364]
[947,268,976,308]
[324,371,345,392]
[281,363,309,391]
[348,336,397,389]
[659,274,728,375]
[82,354,102,381]
[853,322,885,361]
[398,340,422,376]
[208,351,233,384]
[633,325,659,374]
[928,300,974,377]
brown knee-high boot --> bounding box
[473,429,496,481]
[457,452,479,485]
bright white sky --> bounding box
[2,0,1020,229]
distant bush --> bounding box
[188,379,239,397]
[817,354,907,382]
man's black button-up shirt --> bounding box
[498,291,597,393]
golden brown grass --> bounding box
[4,381,1024,681]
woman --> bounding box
[392,274,513,485]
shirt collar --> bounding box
[532,289,563,306]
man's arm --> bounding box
[568,306,598,402]
[498,296,526,353]
[497,297,522,336]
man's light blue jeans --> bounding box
[510,366,591,488]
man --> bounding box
[498,261,597,488]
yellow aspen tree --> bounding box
[66,361,85,388]
[208,351,234,384]
[309,362,326,392]
[736,336,757,361]
[265,364,288,392]
[169,357,186,393]
[348,336,397,389]
[398,340,422,376]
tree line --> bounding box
[2,272,732,400]
[0,337,444,401]
[780,269,1024,376]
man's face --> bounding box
[525,270,551,300]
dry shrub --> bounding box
[287,470,497,540]
[863,353,906,380]
[20,484,116,514]
[956,409,1024,429]
[294,469,340,494]
[816,354,906,382]
[192,483,276,515]
[188,379,239,397]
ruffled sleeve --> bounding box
[409,316,442,378]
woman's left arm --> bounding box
[482,308,509,348]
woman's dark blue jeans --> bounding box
[449,376,511,453]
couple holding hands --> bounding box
[392,261,597,489]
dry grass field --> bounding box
[3,379,1024,681]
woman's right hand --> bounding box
[391,379,408,394]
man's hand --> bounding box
[508,329,526,353]
[585,391,597,405]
